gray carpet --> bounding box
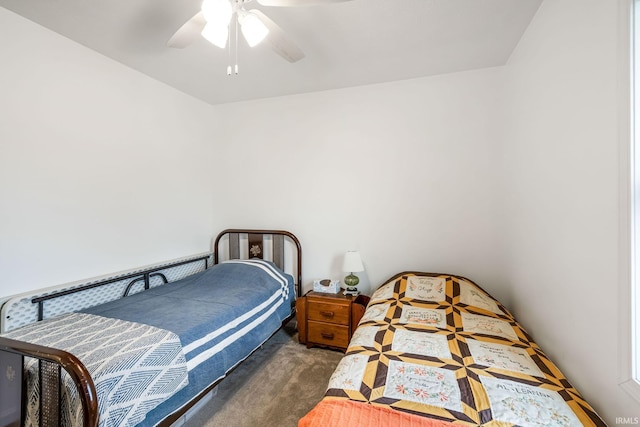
[182,320,343,427]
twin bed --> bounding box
[0,229,301,427]
[299,272,607,427]
[0,230,607,426]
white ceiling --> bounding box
[0,0,542,105]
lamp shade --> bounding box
[201,22,228,48]
[201,0,232,25]
[238,10,269,47]
[342,251,364,273]
[200,0,231,48]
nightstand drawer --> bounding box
[307,301,350,325]
[307,322,350,348]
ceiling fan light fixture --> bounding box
[201,0,232,25]
[238,11,269,47]
[201,22,228,48]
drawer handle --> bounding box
[321,332,334,340]
[320,311,335,318]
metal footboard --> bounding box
[0,337,98,427]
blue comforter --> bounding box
[83,259,296,427]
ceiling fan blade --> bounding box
[250,9,305,63]
[256,0,352,7]
[167,12,206,48]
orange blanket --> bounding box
[299,399,454,427]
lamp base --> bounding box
[344,287,360,297]
[344,273,359,287]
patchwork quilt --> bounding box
[303,273,606,427]
[2,312,188,427]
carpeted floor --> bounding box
[182,320,343,427]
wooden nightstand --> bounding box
[296,291,370,351]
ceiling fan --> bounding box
[167,0,352,73]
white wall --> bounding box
[212,68,505,296]
[212,0,637,421]
[1,0,633,422]
[501,0,639,421]
[0,8,217,297]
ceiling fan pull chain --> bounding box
[235,14,239,75]
[227,22,232,76]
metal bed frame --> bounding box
[0,229,302,427]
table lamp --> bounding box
[343,251,364,296]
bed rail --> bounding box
[31,255,210,322]
[1,254,212,333]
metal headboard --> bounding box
[213,229,302,297]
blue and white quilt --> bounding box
[1,259,295,427]
[83,258,296,426]
[2,312,188,427]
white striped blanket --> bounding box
[2,312,188,427]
